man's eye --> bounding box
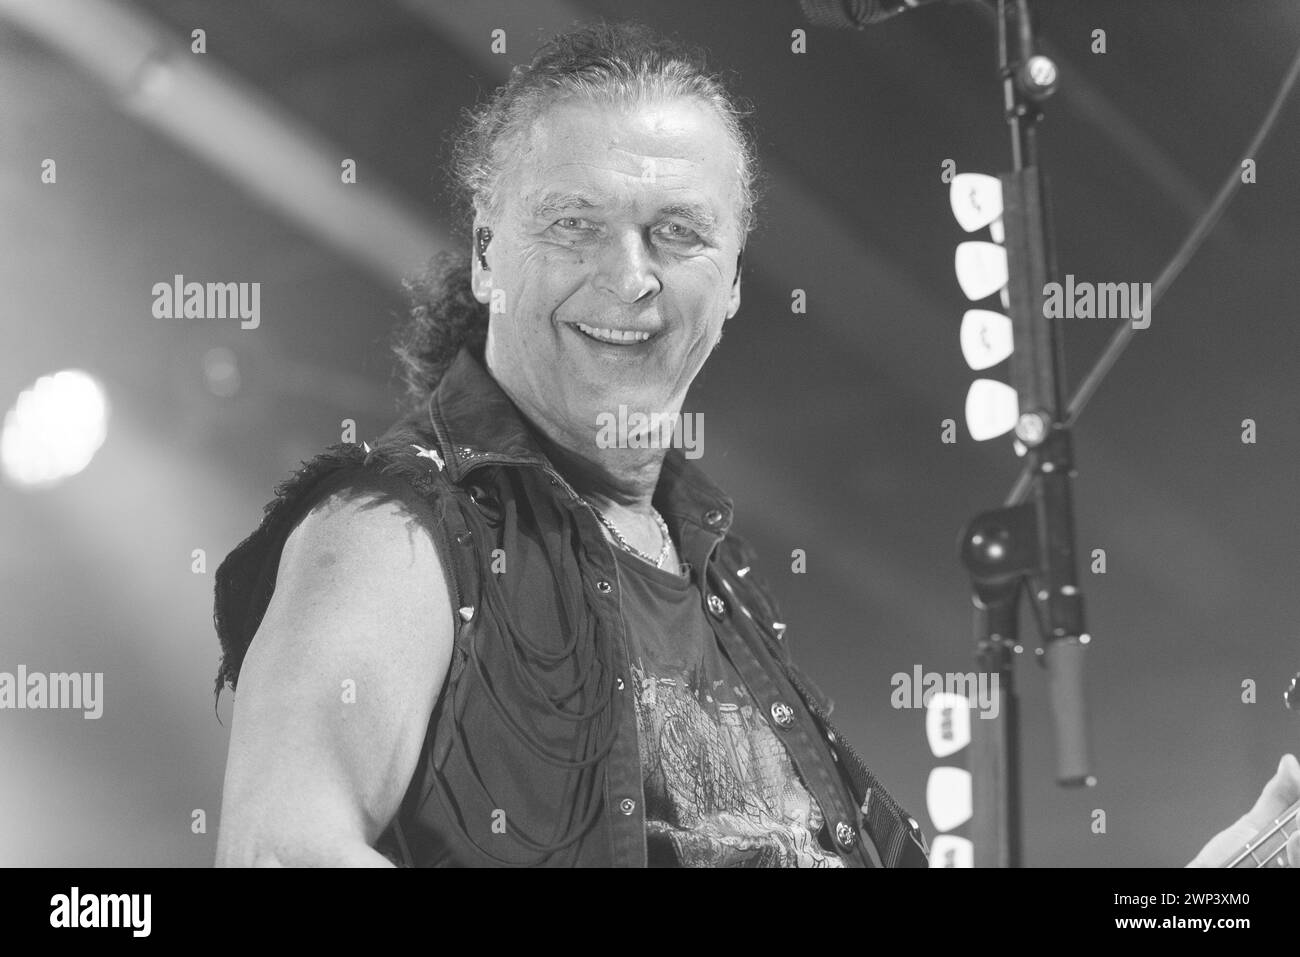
[657,222,703,244]
[553,217,591,231]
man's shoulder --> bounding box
[281,468,443,568]
[269,475,451,651]
[273,417,463,597]
[213,415,459,697]
[260,426,458,563]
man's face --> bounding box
[475,95,744,447]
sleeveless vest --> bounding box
[213,348,928,868]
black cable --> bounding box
[1005,38,1300,506]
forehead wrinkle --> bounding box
[511,96,749,227]
[606,141,703,161]
[528,190,598,218]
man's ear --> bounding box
[724,248,743,320]
[470,224,493,305]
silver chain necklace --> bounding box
[583,499,672,569]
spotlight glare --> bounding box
[1,370,110,489]
[202,347,241,398]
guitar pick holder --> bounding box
[955,0,1094,869]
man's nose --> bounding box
[592,229,662,304]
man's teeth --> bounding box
[576,323,651,344]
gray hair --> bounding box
[451,20,763,241]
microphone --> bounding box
[799,0,954,28]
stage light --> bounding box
[965,378,1019,441]
[926,766,973,832]
[960,309,1014,370]
[954,241,1008,301]
[1,370,109,489]
[202,347,241,398]
[132,54,175,104]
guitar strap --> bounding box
[712,551,931,868]
[775,657,931,868]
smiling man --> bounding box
[469,91,742,539]
[211,21,1298,869]
[212,21,927,869]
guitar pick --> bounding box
[928,834,974,868]
[960,309,1014,371]
[926,766,973,832]
[950,173,1003,233]
[965,378,1019,441]
[926,691,972,757]
[955,241,1008,301]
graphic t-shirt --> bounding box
[613,547,844,867]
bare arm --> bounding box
[215,485,453,867]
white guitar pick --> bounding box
[950,173,1003,233]
[960,309,1014,371]
[965,378,1019,441]
[955,241,1008,301]
[925,692,972,757]
[926,766,973,832]
[929,834,975,868]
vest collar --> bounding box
[426,347,735,536]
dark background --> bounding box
[2,0,1298,866]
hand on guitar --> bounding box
[1186,753,1300,867]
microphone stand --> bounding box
[959,0,1093,869]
